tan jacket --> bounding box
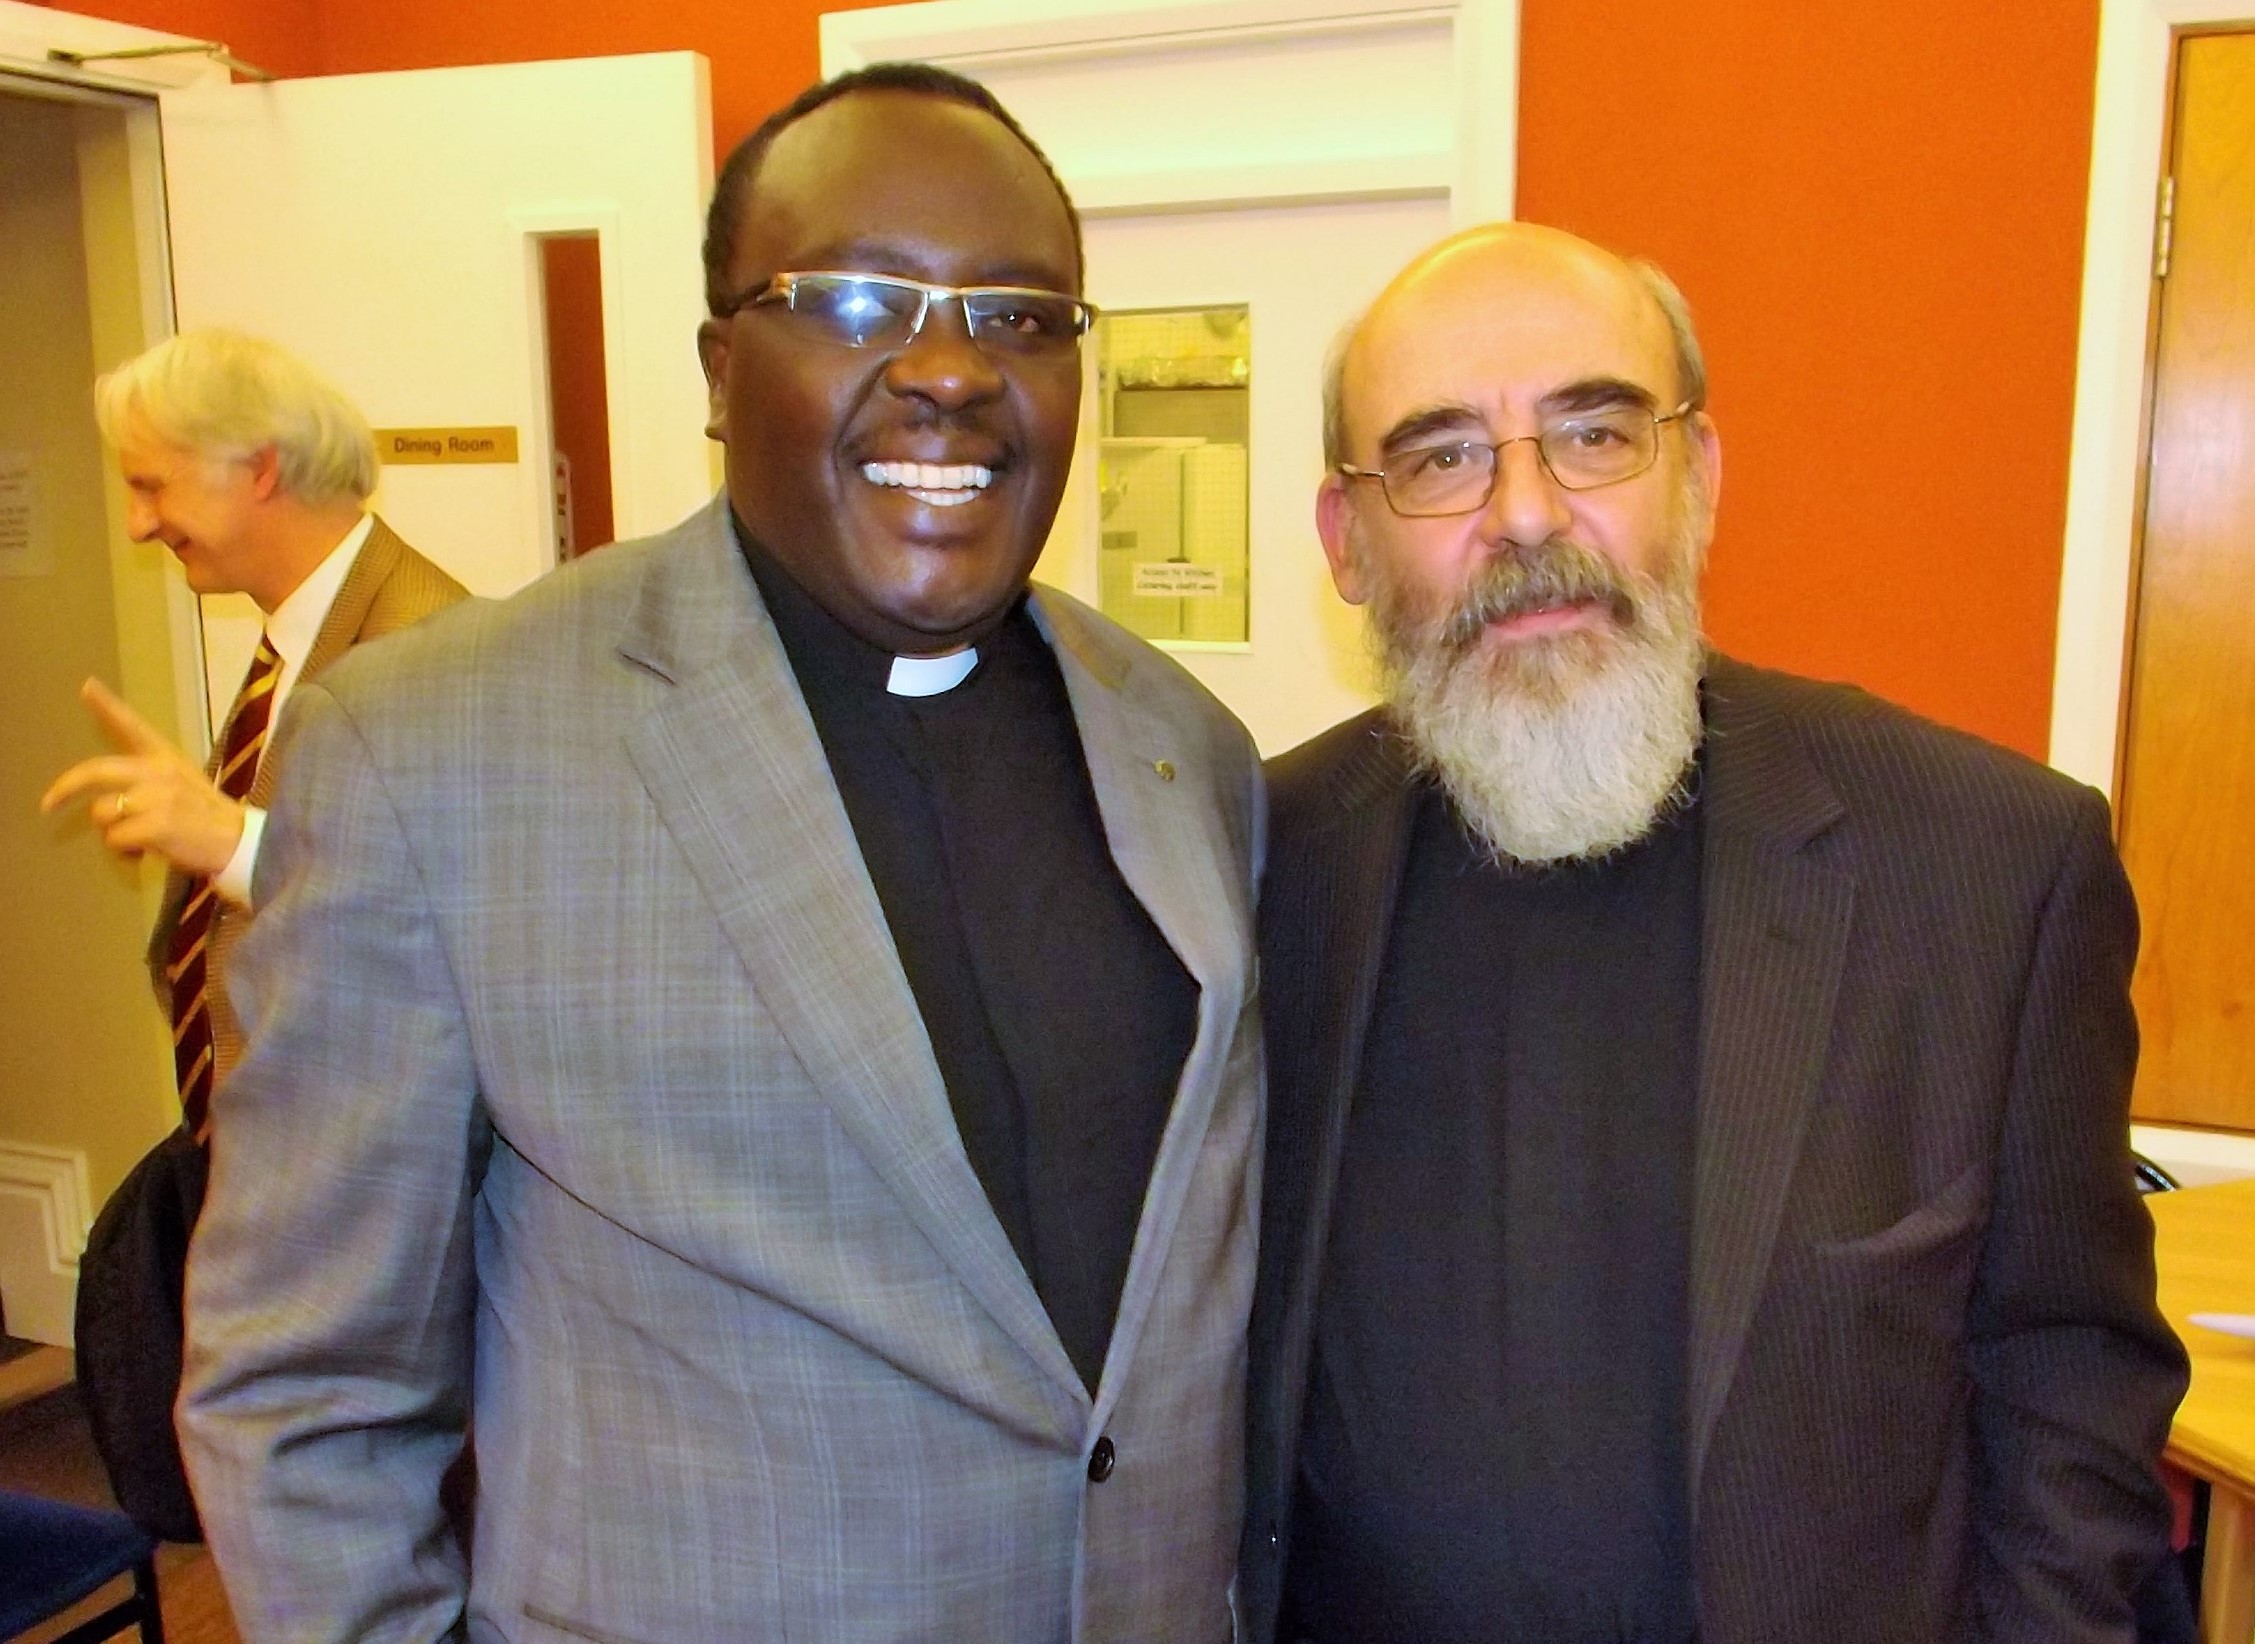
[146,515,468,1099]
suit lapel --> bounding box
[1030,591,1255,1417]
[248,518,403,809]
[619,506,1083,1403]
[1270,719,1418,1448]
[1688,657,1853,1500]
[1302,724,1420,1163]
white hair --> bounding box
[95,329,377,507]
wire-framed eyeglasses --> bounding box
[719,270,1097,358]
[1337,400,1697,516]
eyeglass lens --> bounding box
[784,275,1088,356]
[1384,407,1663,513]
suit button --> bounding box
[1087,1436,1116,1482]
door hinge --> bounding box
[2155,175,2176,280]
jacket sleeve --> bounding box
[1966,787,2188,1641]
[180,677,484,1644]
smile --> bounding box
[860,460,996,508]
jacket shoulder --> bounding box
[1264,707,1400,835]
[1708,656,2108,846]
[317,527,668,705]
[358,525,470,640]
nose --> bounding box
[124,492,160,542]
[881,295,1007,411]
[1475,433,1572,550]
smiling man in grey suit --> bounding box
[181,64,1261,1643]
[1242,223,2185,1643]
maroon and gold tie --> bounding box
[167,633,283,1137]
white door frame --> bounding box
[0,4,220,754]
[822,0,1518,226]
[2052,0,2246,796]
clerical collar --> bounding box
[888,650,978,696]
[731,511,995,698]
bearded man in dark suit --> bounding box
[1241,221,2186,1644]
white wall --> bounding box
[827,0,1516,753]
[1081,196,1451,752]
[159,52,716,715]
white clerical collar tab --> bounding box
[887,649,978,697]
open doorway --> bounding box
[538,233,617,558]
[0,70,186,1342]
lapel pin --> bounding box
[1153,760,1176,782]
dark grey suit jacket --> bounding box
[1242,655,2187,1643]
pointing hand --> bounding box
[41,678,247,876]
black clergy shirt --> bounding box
[1284,777,1703,1644]
[736,522,1198,1392]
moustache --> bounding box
[1439,541,1639,653]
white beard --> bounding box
[1364,493,1709,866]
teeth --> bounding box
[860,461,995,494]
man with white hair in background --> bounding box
[1242,222,2186,1643]
[43,329,465,1541]
[46,328,466,1128]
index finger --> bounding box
[79,676,172,757]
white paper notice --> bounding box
[0,451,48,579]
[1131,561,1224,599]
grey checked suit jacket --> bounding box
[1242,657,2187,1643]
[181,498,1265,1644]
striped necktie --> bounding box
[167,633,283,1138]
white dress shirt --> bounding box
[212,514,373,905]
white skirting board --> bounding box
[0,1142,91,1347]
[2132,1123,2255,1189]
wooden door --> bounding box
[2120,29,2255,1133]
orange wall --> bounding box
[45,0,323,78]
[309,0,896,160]
[1519,2,2100,757]
[69,0,2101,755]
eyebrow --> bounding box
[1372,377,1668,459]
[1375,403,1486,458]
[1537,376,1661,416]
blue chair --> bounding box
[0,1489,163,1643]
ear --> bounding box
[695,318,732,443]
[245,444,284,501]
[1315,472,1372,606]
[1688,410,1721,516]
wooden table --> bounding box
[2149,1176,2255,1644]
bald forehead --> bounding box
[1338,227,1679,460]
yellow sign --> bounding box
[377,426,520,465]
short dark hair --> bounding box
[702,62,1085,317]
